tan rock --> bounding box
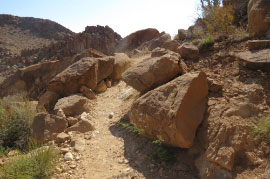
[54,95,91,117]
[122,52,183,93]
[56,132,70,143]
[105,79,112,88]
[67,117,78,126]
[80,86,96,99]
[67,119,94,133]
[110,53,131,80]
[161,40,180,52]
[31,113,68,142]
[207,147,235,170]
[129,72,208,148]
[37,91,60,112]
[177,42,199,60]
[149,33,171,51]
[248,40,270,50]
[71,138,86,152]
[234,49,270,72]
[245,152,263,165]
[95,80,107,93]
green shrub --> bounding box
[203,34,213,45]
[0,94,36,150]
[151,139,176,164]
[117,121,144,135]
[252,119,270,143]
[0,146,59,179]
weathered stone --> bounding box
[129,72,208,148]
[37,91,60,112]
[56,132,70,143]
[206,147,235,170]
[71,138,86,152]
[54,95,91,117]
[248,0,270,37]
[31,113,68,142]
[105,79,112,88]
[116,28,160,52]
[149,33,171,50]
[177,42,199,60]
[161,40,180,52]
[248,40,270,50]
[208,78,223,92]
[64,152,73,161]
[110,53,131,80]
[97,56,115,83]
[80,86,96,99]
[67,117,78,126]
[67,119,94,133]
[234,49,270,72]
[122,53,183,93]
[95,80,107,93]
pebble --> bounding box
[64,152,73,161]
[109,112,114,119]
[70,164,76,169]
[61,148,70,154]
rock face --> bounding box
[129,72,208,148]
[116,28,160,52]
[248,0,270,37]
[233,49,270,72]
[178,42,200,60]
[122,51,185,93]
[54,95,91,117]
[110,53,131,80]
[48,56,114,96]
[31,113,68,142]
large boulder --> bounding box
[248,0,270,37]
[48,56,114,96]
[122,51,185,93]
[54,95,91,117]
[177,42,200,60]
[31,113,68,142]
[110,53,131,80]
[161,40,181,52]
[116,28,160,52]
[129,72,208,148]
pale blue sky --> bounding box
[0,0,200,37]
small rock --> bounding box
[70,164,76,169]
[57,108,66,118]
[208,78,223,92]
[61,148,70,154]
[67,119,94,133]
[56,132,70,143]
[67,117,79,126]
[80,86,96,99]
[75,156,81,160]
[64,152,73,161]
[109,112,114,119]
[71,139,86,152]
[95,80,107,93]
[84,133,92,140]
[105,79,112,88]
[7,150,19,157]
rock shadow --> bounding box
[109,113,199,179]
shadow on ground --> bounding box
[109,113,199,179]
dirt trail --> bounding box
[69,81,198,179]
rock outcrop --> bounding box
[129,72,208,148]
[116,28,160,52]
[31,113,68,142]
[122,50,186,93]
[248,0,270,37]
[48,56,114,96]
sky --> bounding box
[0,0,200,37]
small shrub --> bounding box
[0,94,36,150]
[0,146,59,179]
[202,5,235,34]
[203,34,213,45]
[252,119,270,143]
[117,121,144,135]
[151,139,176,164]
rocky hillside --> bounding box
[1,0,270,178]
[0,14,74,55]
